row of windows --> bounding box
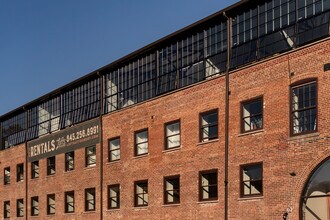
[2,81,317,184]
[2,163,262,218]
[2,0,328,150]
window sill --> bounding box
[134,153,149,159]
[238,196,264,201]
[238,129,264,137]
[163,147,181,153]
[16,180,24,184]
[64,170,75,174]
[106,160,121,165]
[133,206,148,210]
[197,139,219,146]
[84,165,97,170]
[197,199,219,204]
[288,132,319,141]
[83,211,96,214]
[106,208,120,211]
[46,174,56,178]
[162,203,180,207]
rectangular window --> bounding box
[135,129,148,156]
[241,97,263,133]
[108,184,120,209]
[65,191,74,213]
[164,176,180,204]
[86,146,96,167]
[199,170,218,201]
[65,151,74,171]
[85,188,96,211]
[108,138,120,162]
[134,180,148,207]
[200,110,218,142]
[4,201,10,218]
[291,81,317,135]
[47,156,56,175]
[31,161,39,179]
[240,163,263,197]
[47,194,55,215]
[165,120,181,149]
[17,199,24,217]
[17,163,24,182]
[31,196,39,216]
[4,167,10,185]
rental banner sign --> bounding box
[27,118,100,162]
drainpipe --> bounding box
[97,72,104,220]
[223,11,232,220]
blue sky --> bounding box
[0,0,236,116]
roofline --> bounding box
[0,0,248,120]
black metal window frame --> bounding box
[47,194,55,215]
[65,151,75,172]
[3,200,10,218]
[17,163,24,182]
[134,129,148,156]
[108,137,120,162]
[199,169,218,201]
[241,97,263,133]
[47,156,56,176]
[290,80,317,136]
[85,145,96,167]
[31,161,39,179]
[134,180,148,207]
[200,109,219,142]
[240,162,263,197]
[164,175,180,204]
[65,191,75,213]
[16,199,24,217]
[4,167,10,185]
[108,184,120,209]
[85,188,96,211]
[31,196,39,216]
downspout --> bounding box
[99,73,104,220]
[97,72,104,220]
[24,107,28,220]
[223,11,232,220]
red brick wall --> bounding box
[1,38,330,219]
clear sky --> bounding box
[0,0,236,116]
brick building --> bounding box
[1,0,330,219]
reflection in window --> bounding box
[135,130,148,156]
[302,158,330,220]
[199,170,218,201]
[200,110,218,142]
[241,163,262,197]
[242,98,263,132]
[291,82,317,135]
[135,180,148,207]
[164,176,180,204]
[109,138,120,162]
[165,121,180,149]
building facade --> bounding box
[1,0,330,219]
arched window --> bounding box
[301,158,330,220]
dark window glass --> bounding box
[135,129,148,156]
[200,110,218,142]
[4,201,10,218]
[165,121,180,149]
[16,199,24,217]
[108,184,120,209]
[47,194,55,215]
[164,176,180,204]
[85,188,96,211]
[109,138,120,162]
[31,196,39,216]
[47,156,56,175]
[241,98,263,133]
[4,167,10,185]
[65,151,74,171]
[31,161,39,179]
[86,146,96,167]
[199,170,218,201]
[241,163,263,197]
[135,180,148,207]
[17,163,24,182]
[65,191,74,213]
[291,82,317,135]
